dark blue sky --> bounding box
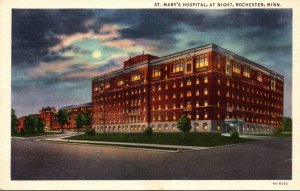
[12,9,292,117]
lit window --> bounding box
[196,90,200,96]
[187,79,192,86]
[203,123,208,130]
[165,84,168,89]
[165,94,168,100]
[196,101,200,107]
[204,76,208,83]
[117,79,124,86]
[173,114,177,120]
[233,64,241,74]
[165,115,168,120]
[204,111,208,119]
[196,114,199,119]
[217,79,221,85]
[158,95,161,101]
[257,73,263,82]
[152,68,161,77]
[187,102,192,108]
[180,93,184,98]
[172,61,184,73]
[186,57,193,74]
[271,78,276,90]
[196,78,200,84]
[187,91,192,97]
[204,100,208,106]
[243,66,251,78]
[180,81,184,87]
[180,103,183,108]
[104,82,111,89]
[173,82,176,88]
[158,85,161,90]
[165,104,168,109]
[187,114,191,119]
[226,59,232,76]
[131,73,141,81]
[173,103,176,109]
[196,54,208,68]
[173,93,176,99]
[218,90,220,96]
[204,88,208,95]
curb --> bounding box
[38,139,180,153]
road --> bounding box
[11,138,291,180]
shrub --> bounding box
[143,127,153,136]
[85,128,96,136]
[273,127,283,135]
[230,128,239,139]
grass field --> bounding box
[67,132,254,147]
[12,132,62,137]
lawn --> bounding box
[12,132,62,137]
[67,132,254,147]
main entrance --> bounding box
[224,118,244,134]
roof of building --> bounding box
[92,43,284,81]
[61,102,92,110]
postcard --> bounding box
[0,0,299,190]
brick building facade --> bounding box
[92,44,284,134]
[61,102,92,129]
[39,106,60,131]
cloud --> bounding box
[49,24,124,52]
[103,39,135,48]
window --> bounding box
[165,104,168,109]
[196,54,208,68]
[152,68,161,77]
[165,94,168,100]
[186,57,193,74]
[104,82,111,89]
[271,78,276,90]
[196,101,200,107]
[158,95,161,101]
[173,103,176,109]
[173,114,177,120]
[204,88,208,95]
[173,93,176,99]
[257,73,263,82]
[158,85,161,90]
[131,73,141,81]
[204,100,208,106]
[187,79,192,86]
[117,79,124,86]
[173,82,176,88]
[204,76,208,83]
[196,90,200,96]
[180,81,184,87]
[233,63,241,74]
[196,78,200,84]
[204,111,208,119]
[165,84,168,89]
[180,103,183,108]
[187,91,192,97]
[172,61,184,73]
[217,78,221,85]
[187,102,192,108]
[243,66,251,78]
[225,59,232,76]
[203,123,208,130]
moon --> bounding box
[92,50,102,58]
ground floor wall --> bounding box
[93,120,281,134]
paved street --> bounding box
[11,138,291,180]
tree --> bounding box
[24,114,44,134]
[56,109,69,133]
[283,117,292,132]
[177,114,192,140]
[75,112,92,133]
[11,108,18,135]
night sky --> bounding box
[12,9,292,117]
